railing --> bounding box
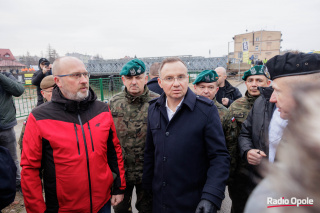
[14,72,202,118]
[15,85,38,118]
[14,77,124,118]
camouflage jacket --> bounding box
[222,91,258,184]
[213,97,228,123]
[108,86,159,184]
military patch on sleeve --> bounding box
[264,67,271,79]
[23,120,27,125]
[231,117,236,122]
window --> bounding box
[255,37,260,41]
[238,52,243,58]
[5,54,10,58]
[255,46,259,51]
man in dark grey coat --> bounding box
[215,67,242,108]
[143,57,230,213]
[0,71,25,192]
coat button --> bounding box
[165,132,169,136]
[163,182,166,186]
[163,157,167,162]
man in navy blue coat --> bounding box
[143,57,230,213]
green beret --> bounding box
[242,65,267,81]
[193,70,219,85]
[40,75,55,89]
[120,59,146,76]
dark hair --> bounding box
[159,57,187,75]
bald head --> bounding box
[215,67,227,76]
[52,56,85,76]
[215,67,227,87]
[53,56,89,101]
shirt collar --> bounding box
[165,97,184,112]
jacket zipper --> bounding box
[74,123,80,155]
[87,121,94,152]
[77,114,93,213]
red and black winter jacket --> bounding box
[21,86,126,213]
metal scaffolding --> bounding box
[86,56,227,74]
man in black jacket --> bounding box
[238,52,320,210]
[147,62,164,95]
[215,67,242,107]
[32,58,52,106]
[239,52,320,167]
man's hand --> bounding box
[195,199,217,213]
[222,98,229,106]
[247,149,267,165]
[41,64,51,74]
[111,194,124,206]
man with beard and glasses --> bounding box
[21,56,126,213]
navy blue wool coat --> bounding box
[143,88,230,213]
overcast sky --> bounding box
[1,0,319,59]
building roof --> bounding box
[0,49,16,61]
[0,60,26,67]
[234,30,281,37]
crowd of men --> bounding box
[0,52,319,213]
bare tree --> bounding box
[46,44,59,63]
[17,52,39,67]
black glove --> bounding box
[195,199,217,213]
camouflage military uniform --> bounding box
[109,86,159,213]
[222,91,258,213]
[213,97,228,123]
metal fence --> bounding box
[14,73,202,118]
[14,77,124,118]
[15,85,38,118]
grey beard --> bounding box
[62,89,89,101]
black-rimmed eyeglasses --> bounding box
[56,73,90,79]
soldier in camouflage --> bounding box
[193,70,228,123]
[109,59,159,213]
[222,65,271,213]
[18,75,55,152]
